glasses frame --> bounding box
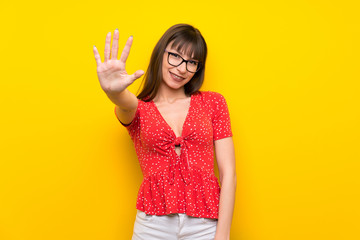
[164,49,201,73]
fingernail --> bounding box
[115,28,118,31]
[93,45,96,48]
[130,35,133,38]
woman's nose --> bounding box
[177,61,187,73]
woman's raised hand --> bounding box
[93,29,144,94]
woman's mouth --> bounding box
[169,71,185,82]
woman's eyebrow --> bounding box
[170,49,196,60]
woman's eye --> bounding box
[189,60,198,65]
[170,52,180,58]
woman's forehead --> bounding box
[168,41,196,58]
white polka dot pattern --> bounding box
[114,91,233,219]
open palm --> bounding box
[93,29,144,93]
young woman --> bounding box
[93,24,236,240]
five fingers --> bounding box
[93,32,144,84]
[93,30,134,67]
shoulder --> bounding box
[197,90,227,104]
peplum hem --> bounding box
[135,167,221,219]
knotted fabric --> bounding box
[169,136,192,185]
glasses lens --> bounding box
[187,61,199,73]
[168,53,182,66]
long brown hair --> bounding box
[136,24,207,102]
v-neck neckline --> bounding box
[151,94,193,139]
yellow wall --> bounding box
[1,0,359,239]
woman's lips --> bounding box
[169,71,185,82]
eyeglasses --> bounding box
[164,49,201,73]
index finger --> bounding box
[119,36,134,64]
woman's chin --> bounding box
[161,77,185,90]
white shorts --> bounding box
[132,210,218,240]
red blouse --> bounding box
[114,90,233,219]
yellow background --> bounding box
[1,0,359,239]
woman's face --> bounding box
[161,42,197,91]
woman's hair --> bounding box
[137,23,207,101]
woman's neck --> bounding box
[154,85,189,103]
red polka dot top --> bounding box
[114,90,233,219]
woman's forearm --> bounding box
[214,173,237,240]
[106,88,138,111]
[108,89,139,125]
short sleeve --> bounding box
[114,98,141,140]
[208,92,233,141]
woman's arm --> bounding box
[214,136,237,240]
[93,29,144,124]
[112,89,138,125]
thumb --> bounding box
[131,70,145,81]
